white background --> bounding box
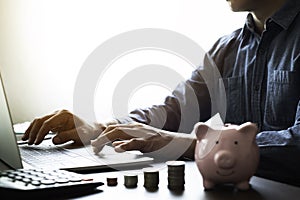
[0,0,247,123]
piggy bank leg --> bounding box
[236,181,250,191]
[203,180,215,190]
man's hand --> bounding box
[22,109,103,145]
[91,123,173,153]
[91,123,196,160]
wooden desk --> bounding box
[1,160,300,199]
[64,161,300,200]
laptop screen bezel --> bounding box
[0,72,23,169]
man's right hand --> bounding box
[22,109,104,146]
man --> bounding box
[22,0,300,186]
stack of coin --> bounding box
[166,161,185,191]
[106,177,118,186]
[124,174,138,188]
[143,168,159,191]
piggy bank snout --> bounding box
[214,150,236,169]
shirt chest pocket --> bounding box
[221,76,246,124]
[264,70,300,129]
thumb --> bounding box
[52,135,63,144]
[52,129,80,145]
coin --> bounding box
[143,167,159,190]
[124,174,138,188]
[166,160,185,191]
[107,177,118,186]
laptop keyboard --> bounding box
[19,144,86,169]
[17,141,154,171]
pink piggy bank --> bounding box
[194,122,259,190]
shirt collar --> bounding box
[245,13,256,34]
[244,0,300,34]
[244,14,259,37]
[271,0,300,30]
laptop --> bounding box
[0,73,153,172]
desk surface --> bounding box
[1,160,300,199]
[66,161,300,199]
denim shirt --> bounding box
[117,0,300,185]
[119,0,300,144]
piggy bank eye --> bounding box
[234,141,238,145]
[216,141,219,144]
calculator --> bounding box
[0,168,104,197]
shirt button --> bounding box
[258,48,264,54]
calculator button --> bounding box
[15,176,23,181]
[31,180,41,186]
[8,174,15,179]
[56,178,69,184]
[31,176,44,181]
[22,178,32,184]
[69,177,82,182]
[41,179,55,185]
[0,168,103,192]
[44,175,56,180]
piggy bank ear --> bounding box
[194,122,210,140]
[237,122,258,140]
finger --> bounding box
[23,116,51,141]
[92,145,104,154]
[113,138,147,153]
[51,128,81,145]
[26,115,54,145]
[111,140,124,146]
[91,124,145,154]
[101,123,141,135]
[92,127,135,147]
[22,120,36,141]
[34,113,70,145]
[111,140,128,152]
[91,127,136,154]
[23,109,66,141]
[90,131,114,154]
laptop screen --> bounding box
[0,73,23,169]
